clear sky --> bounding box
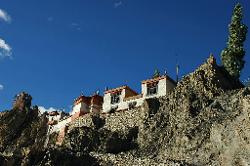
[0,0,249,112]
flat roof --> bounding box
[104,85,138,95]
[141,75,176,85]
[74,94,103,105]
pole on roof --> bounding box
[176,64,180,83]
[176,54,180,83]
[105,86,108,91]
[164,68,168,76]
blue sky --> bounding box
[0,0,249,112]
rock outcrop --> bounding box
[0,92,48,165]
[137,56,250,165]
[13,92,32,111]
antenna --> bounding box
[164,68,168,76]
[176,54,180,83]
[105,86,109,91]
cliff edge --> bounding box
[0,56,249,166]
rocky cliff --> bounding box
[0,56,250,166]
[0,98,47,165]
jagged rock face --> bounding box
[0,103,48,165]
[148,88,250,165]
[13,92,32,111]
[137,57,250,165]
[30,148,99,166]
[62,118,138,154]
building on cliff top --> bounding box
[47,93,103,133]
[70,94,103,121]
[47,74,176,139]
[102,75,176,113]
[46,110,69,125]
[48,93,103,144]
[103,86,140,113]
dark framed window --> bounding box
[111,92,121,104]
[147,82,158,96]
[128,101,137,110]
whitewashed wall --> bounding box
[48,114,61,122]
[103,89,126,113]
[48,111,68,122]
[71,102,89,115]
[50,117,71,133]
[103,93,111,112]
[143,77,176,99]
[141,83,147,98]
[102,77,176,113]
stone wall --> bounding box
[67,106,148,134]
[68,113,96,131]
[50,98,156,135]
[101,107,144,132]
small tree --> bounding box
[221,3,248,79]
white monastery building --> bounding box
[46,111,69,126]
[70,94,103,120]
[45,74,176,140]
[102,75,176,113]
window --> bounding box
[147,82,158,96]
[110,105,118,113]
[111,92,121,104]
[128,101,137,110]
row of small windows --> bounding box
[110,82,159,104]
